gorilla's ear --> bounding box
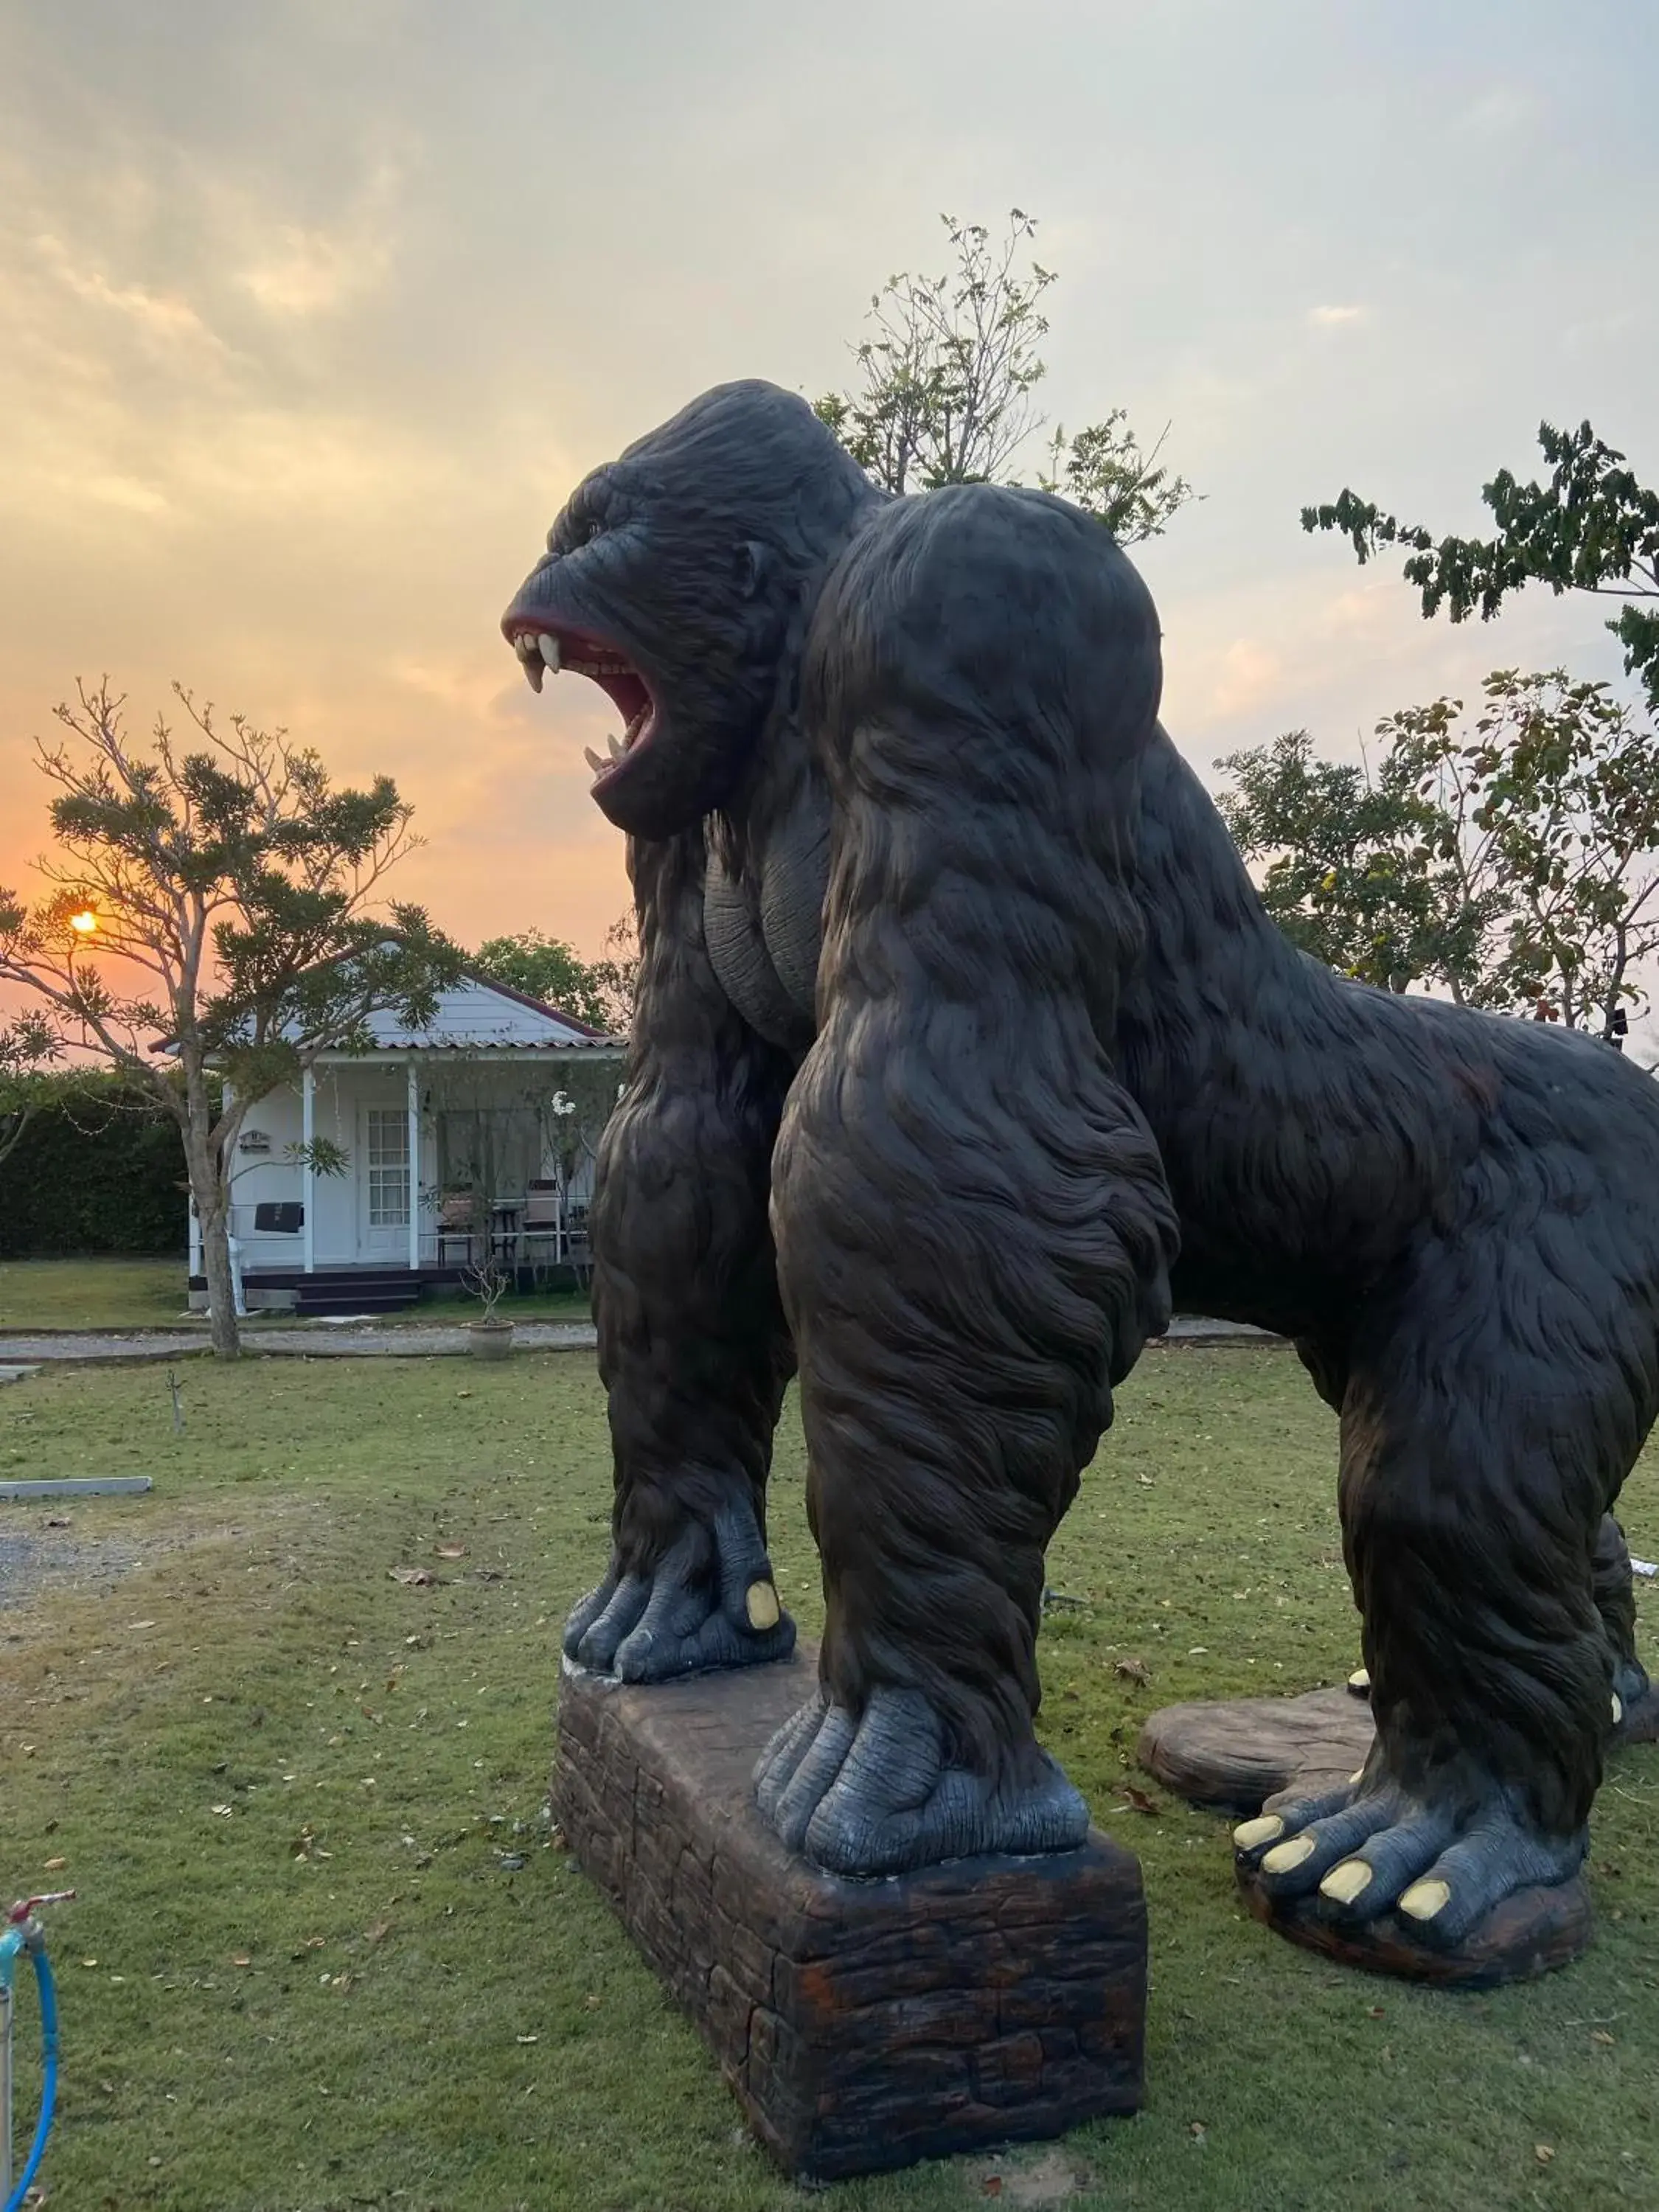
[735,540,769,600]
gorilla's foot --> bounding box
[1613,1658,1659,1747]
[563,1497,796,1683]
[1232,1774,1590,1985]
[752,1686,1089,1877]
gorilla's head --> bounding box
[502,380,879,841]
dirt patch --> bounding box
[0,1495,319,1623]
[971,2148,1095,2205]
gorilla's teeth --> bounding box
[522,658,543,694]
[608,734,623,760]
[583,746,605,774]
[537,633,561,672]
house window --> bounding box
[366,1107,411,1228]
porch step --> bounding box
[293,1277,424,1319]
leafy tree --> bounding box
[588,911,639,1032]
[815,210,1196,543]
[1215,731,1485,997]
[1303,421,1659,712]
[1221,672,1659,1042]
[0,1008,58,1169]
[472,914,637,1034]
[0,680,461,1357]
[1385,671,1659,1038]
[471,930,613,1032]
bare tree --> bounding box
[0,681,459,1356]
[0,1009,58,1169]
[815,209,1197,543]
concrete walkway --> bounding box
[0,1315,1270,1364]
[0,1321,599,1362]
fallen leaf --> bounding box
[1120,1786,1161,1817]
[389,1566,437,1587]
[1534,2146,1554,2165]
[1591,2029,1615,2047]
[982,2182,1004,2201]
[44,1856,66,1871]
[434,1542,467,1560]
[1189,2121,1207,2139]
[1113,1657,1151,1685]
[583,1992,602,2010]
[364,1920,392,1944]
[210,1804,234,1817]
[79,1957,98,1968]
[232,1955,251,1969]
[515,2033,539,2045]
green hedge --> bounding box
[0,1078,188,1256]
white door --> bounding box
[360,1104,411,1259]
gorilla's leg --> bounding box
[755,484,1180,1875]
[567,830,800,1682]
[1237,1247,1646,1954]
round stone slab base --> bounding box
[1138,1687,1374,1816]
[1234,1860,1594,1989]
[1141,1679,1659,1820]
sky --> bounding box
[0,0,1654,982]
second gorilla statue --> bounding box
[502,380,1659,1974]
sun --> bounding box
[69,909,99,934]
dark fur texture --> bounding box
[503,382,1659,1934]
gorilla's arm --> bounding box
[757,486,1181,1873]
[566,826,800,1680]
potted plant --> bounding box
[463,1254,514,1360]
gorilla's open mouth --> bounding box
[507,621,658,792]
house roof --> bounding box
[153,969,625,1060]
[350,972,622,1051]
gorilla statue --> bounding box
[502,380,1659,1975]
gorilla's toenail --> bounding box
[1399,1877,1452,1921]
[1233,1814,1283,1851]
[745,1579,781,1630]
[1320,1860,1373,1905]
[1261,1834,1316,1874]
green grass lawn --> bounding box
[1,1345,1654,2211]
[0,1258,591,1332]
[0,1256,190,1330]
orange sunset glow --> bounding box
[1,4,1652,1007]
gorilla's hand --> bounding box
[563,1495,796,1682]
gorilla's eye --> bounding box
[549,471,617,556]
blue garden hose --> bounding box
[3,1897,69,2212]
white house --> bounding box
[191,973,625,1315]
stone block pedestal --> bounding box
[551,1643,1147,2182]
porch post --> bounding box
[301,1065,316,1275]
[406,1057,421,1273]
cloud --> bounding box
[1208,639,1284,719]
[1307,304,1368,330]
[235,162,402,319]
[1461,85,1542,136]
